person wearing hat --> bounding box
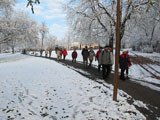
[99,45,113,79]
[119,50,132,80]
[81,46,89,68]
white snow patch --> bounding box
[0,54,146,120]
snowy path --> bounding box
[0,55,146,120]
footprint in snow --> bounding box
[30,95,38,99]
[68,105,73,108]
[53,89,56,91]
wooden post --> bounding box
[113,0,121,101]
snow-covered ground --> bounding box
[47,50,160,92]
[126,51,160,91]
[0,53,147,120]
[0,53,27,63]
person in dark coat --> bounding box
[81,46,89,68]
[72,48,77,63]
[40,49,43,56]
[95,47,103,71]
[119,50,132,80]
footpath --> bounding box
[39,56,160,120]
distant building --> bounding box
[69,42,99,50]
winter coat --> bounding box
[72,51,77,58]
[63,49,68,56]
[45,50,48,55]
[57,50,61,56]
[119,54,131,70]
[89,50,95,61]
[60,49,63,56]
[95,49,101,61]
[49,49,52,54]
[99,50,113,65]
[81,48,89,60]
[40,50,43,55]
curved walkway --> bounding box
[40,56,160,120]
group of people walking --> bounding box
[40,49,52,58]
[41,45,132,81]
[81,45,113,79]
[44,49,53,58]
[56,48,68,61]
[42,48,68,61]
[81,45,131,80]
[81,46,96,67]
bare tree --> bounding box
[128,1,160,52]
[39,22,48,51]
[0,10,39,53]
[45,35,57,50]
[66,0,156,49]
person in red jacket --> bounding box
[72,48,77,63]
[119,50,132,80]
[95,47,103,71]
[62,48,68,60]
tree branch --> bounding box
[95,0,116,26]
[26,0,40,14]
[90,0,108,32]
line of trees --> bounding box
[0,0,57,53]
[65,0,160,53]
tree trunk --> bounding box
[109,34,114,49]
[80,43,81,50]
[149,25,155,50]
[12,47,14,54]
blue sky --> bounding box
[14,0,68,40]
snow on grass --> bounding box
[29,49,160,92]
[0,55,146,120]
[0,53,27,63]
[129,64,151,78]
[133,101,149,110]
[30,50,160,92]
[143,64,160,77]
[149,64,160,73]
[51,50,160,92]
[127,51,160,57]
